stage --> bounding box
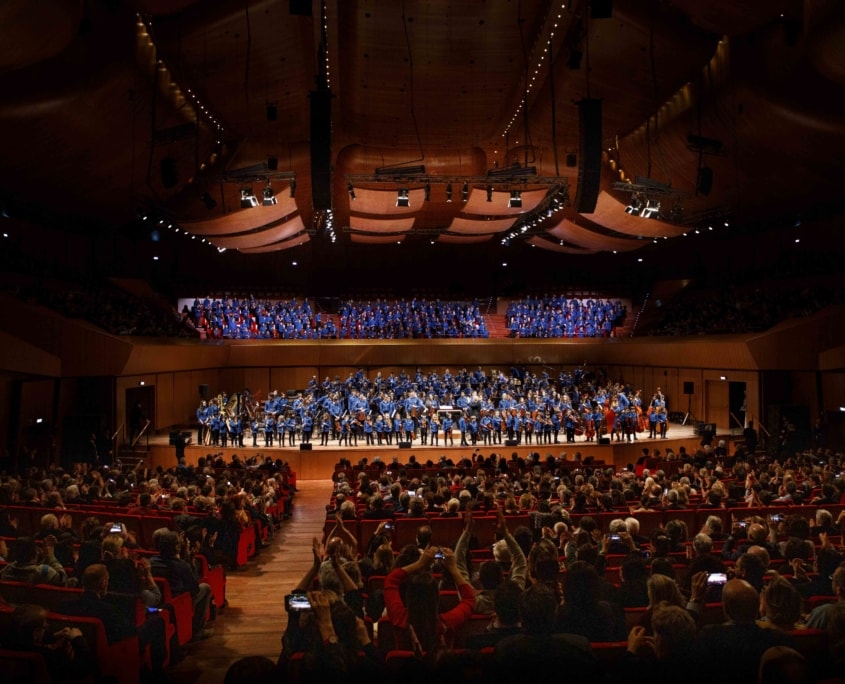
[141,424,733,479]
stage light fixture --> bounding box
[262,185,277,206]
[486,184,493,202]
[396,188,410,207]
[641,199,661,219]
[289,179,296,198]
[625,194,643,215]
[461,182,469,202]
[508,190,522,208]
[445,182,453,202]
[347,183,356,200]
[424,182,431,201]
[240,187,259,208]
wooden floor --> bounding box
[167,479,333,683]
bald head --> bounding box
[722,578,759,624]
[746,544,771,570]
[747,523,767,544]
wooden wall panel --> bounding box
[155,373,175,428]
[705,379,730,431]
[173,371,196,427]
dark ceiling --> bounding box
[0,0,843,292]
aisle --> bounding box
[167,479,332,683]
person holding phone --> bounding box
[383,544,476,653]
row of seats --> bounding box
[325,503,845,557]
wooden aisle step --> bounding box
[165,479,332,684]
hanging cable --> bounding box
[549,37,559,176]
[378,0,424,170]
[517,0,534,167]
[243,0,252,137]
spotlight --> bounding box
[424,182,431,202]
[625,194,643,215]
[347,183,356,200]
[508,190,522,208]
[486,184,493,202]
[262,185,277,206]
[240,187,259,208]
[461,182,469,202]
[445,183,453,202]
[396,188,410,207]
[641,199,660,219]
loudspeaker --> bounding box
[289,0,312,15]
[505,439,519,447]
[398,441,412,449]
[591,0,613,19]
[267,156,278,171]
[598,437,610,445]
[683,381,695,395]
[160,157,178,189]
[566,153,577,167]
[696,167,713,196]
[574,99,602,213]
[199,384,209,400]
[310,89,332,210]
[299,443,312,451]
[266,104,277,121]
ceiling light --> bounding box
[240,187,259,208]
[262,185,277,206]
[445,183,453,202]
[396,189,410,207]
[508,190,522,208]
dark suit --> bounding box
[494,632,603,679]
[60,590,168,673]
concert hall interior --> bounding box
[0,1,845,682]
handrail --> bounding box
[130,419,151,449]
[111,423,124,442]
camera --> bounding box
[434,548,445,560]
[109,524,122,534]
[383,522,393,530]
[771,514,782,522]
[608,534,621,542]
[738,521,748,528]
[707,572,727,585]
[285,593,312,612]
[146,607,160,615]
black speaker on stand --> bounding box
[300,443,312,451]
[398,442,411,449]
[504,439,519,447]
[682,382,695,425]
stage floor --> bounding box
[141,424,728,479]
